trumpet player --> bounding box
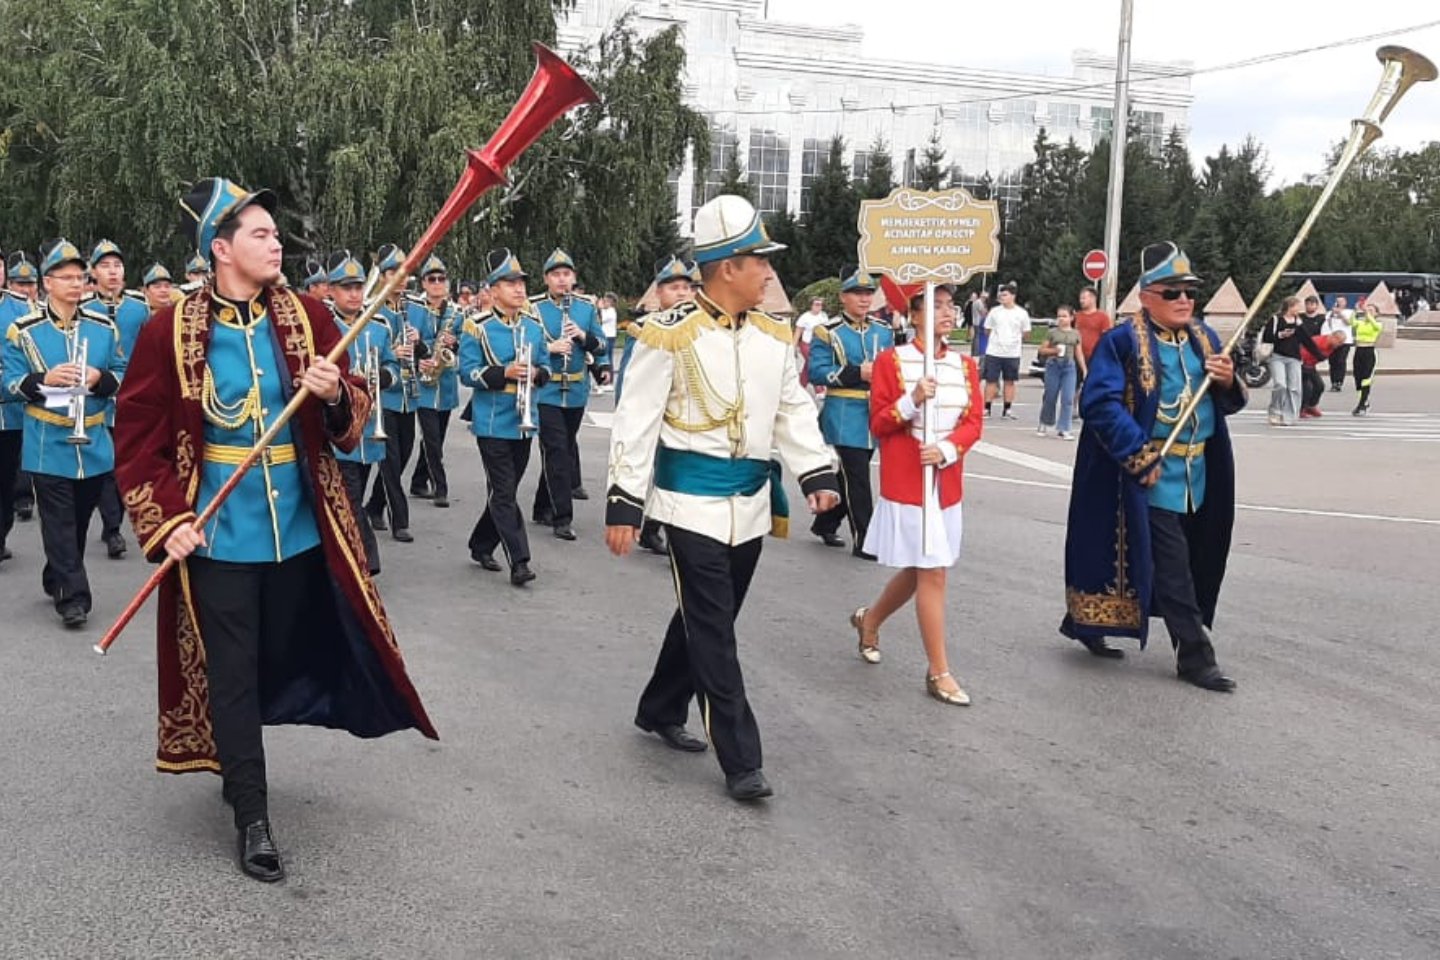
[1,239,126,627]
[366,243,427,543]
[1,252,42,556]
[407,253,461,509]
[329,255,399,576]
[530,248,609,540]
[459,249,549,586]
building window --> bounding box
[748,128,791,216]
[1003,99,1037,125]
[954,101,989,125]
[692,122,740,214]
[1090,105,1113,139]
[799,138,828,216]
[852,150,871,187]
[1049,102,1082,130]
[1133,109,1165,155]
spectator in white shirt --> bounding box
[595,293,619,394]
[1321,295,1354,392]
[795,297,829,390]
[982,282,1031,418]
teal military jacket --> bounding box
[459,310,548,440]
[375,303,423,415]
[333,310,399,466]
[0,293,37,431]
[530,293,608,409]
[405,295,461,411]
[1148,327,1216,515]
[2,305,126,478]
[809,313,894,449]
[191,293,321,563]
[82,290,151,360]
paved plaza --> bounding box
[1,375,1436,959]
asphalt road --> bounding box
[1,373,1436,960]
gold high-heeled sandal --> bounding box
[926,671,970,706]
[850,606,881,664]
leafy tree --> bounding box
[804,136,860,277]
[914,125,947,190]
[764,207,811,297]
[718,151,754,203]
[862,134,895,200]
[792,277,843,318]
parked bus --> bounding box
[1281,271,1440,318]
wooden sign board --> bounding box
[857,187,1001,285]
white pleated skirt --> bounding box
[863,497,964,569]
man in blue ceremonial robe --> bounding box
[1060,241,1245,693]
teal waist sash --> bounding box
[654,447,790,536]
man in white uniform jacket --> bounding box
[605,195,841,802]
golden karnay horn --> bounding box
[1155,45,1435,460]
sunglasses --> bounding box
[423,274,447,282]
[1157,287,1199,301]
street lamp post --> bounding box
[1101,0,1135,319]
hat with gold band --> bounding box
[328,255,366,286]
[653,255,692,286]
[1139,241,1202,288]
[839,265,878,293]
[692,195,786,265]
[376,243,405,273]
[486,248,527,286]
[40,239,87,275]
[419,253,447,277]
[7,251,39,282]
[142,263,173,286]
[89,239,124,268]
[179,177,279,270]
[543,248,575,274]
[184,253,208,276]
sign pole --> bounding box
[1100,0,1135,321]
[921,281,937,558]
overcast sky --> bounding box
[768,0,1440,185]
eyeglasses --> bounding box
[1157,288,1199,301]
[423,274,447,283]
[47,273,88,284]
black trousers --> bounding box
[0,431,20,549]
[368,409,415,531]
[338,461,380,574]
[1353,346,1377,407]
[187,548,328,829]
[1148,507,1219,675]
[33,473,105,612]
[14,468,34,511]
[812,445,874,543]
[532,405,584,525]
[1301,364,1326,409]
[410,408,451,498]
[637,527,764,776]
[469,436,532,567]
[97,473,125,539]
[1328,343,1351,388]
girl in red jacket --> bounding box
[849,289,984,705]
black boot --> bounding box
[238,820,284,882]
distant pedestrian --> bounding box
[1351,300,1383,416]
[982,282,1030,419]
[1036,305,1083,439]
[1074,285,1113,368]
[1298,295,1329,417]
[1262,296,1323,427]
[794,297,828,389]
[1321,295,1353,391]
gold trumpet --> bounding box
[1157,45,1436,460]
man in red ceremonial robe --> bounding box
[115,178,436,883]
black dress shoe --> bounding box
[635,717,707,752]
[104,532,127,559]
[432,495,449,508]
[813,530,845,548]
[0,545,11,562]
[238,820,284,883]
[409,485,434,499]
[553,524,576,541]
[392,528,414,543]
[510,562,536,586]
[638,529,668,555]
[1077,636,1125,659]
[532,511,554,526]
[1179,665,1236,692]
[852,547,877,561]
[725,770,773,802]
[571,486,589,500]
[471,551,502,571]
[368,511,388,531]
[59,602,88,628]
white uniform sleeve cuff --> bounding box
[898,393,919,421]
[938,440,960,467]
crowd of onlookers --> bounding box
[1260,293,1383,423]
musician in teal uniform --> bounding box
[1,252,43,558]
[529,248,609,540]
[808,266,892,559]
[459,248,549,585]
[2,239,127,626]
[406,253,461,508]
[365,242,426,542]
[183,252,209,290]
[83,239,150,559]
[329,254,398,576]
[1060,242,1245,693]
[141,263,177,314]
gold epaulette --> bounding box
[637,302,704,353]
[745,310,792,345]
[12,310,45,331]
[812,322,834,344]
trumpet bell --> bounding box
[1369,46,1437,124]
